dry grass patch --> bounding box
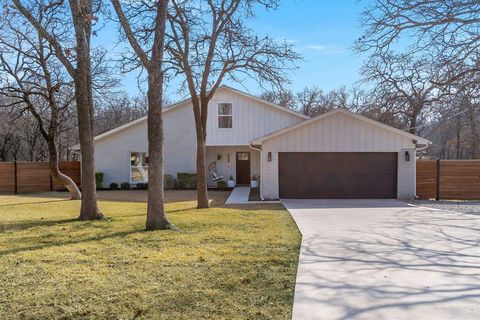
[0,192,300,319]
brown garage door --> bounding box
[278,152,397,199]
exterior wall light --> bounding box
[405,151,410,162]
[267,152,272,162]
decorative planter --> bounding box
[227,180,236,188]
[250,180,258,188]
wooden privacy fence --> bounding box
[417,160,480,200]
[0,161,81,194]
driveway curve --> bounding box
[282,199,480,320]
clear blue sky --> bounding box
[96,0,368,100]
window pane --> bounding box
[237,152,249,160]
[218,116,232,128]
[131,152,148,182]
[218,103,232,115]
[131,166,148,182]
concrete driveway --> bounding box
[282,199,480,320]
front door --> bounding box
[236,152,251,185]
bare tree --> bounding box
[0,16,81,199]
[425,87,480,159]
[94,93,148,135]
[260,89,296,109]
[362,53,442,134]
[356,0,480,86]
[261,86,357,117]
[11,0,104,219]
[167,0,300,208]
[110,0,171,230]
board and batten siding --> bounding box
[260,112,417,199]
[92,87,305,186]
[94,103,197,186]
[206,89,304,146]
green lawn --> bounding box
[0,192,301,319]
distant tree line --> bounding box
[0,93,148,162]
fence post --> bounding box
[13,160,18,194]
[435,158,440,201]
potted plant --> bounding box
[227,175,235,188]
[251,175,258,188]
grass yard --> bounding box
[0,191,301,319]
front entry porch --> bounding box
[206,145,260,188]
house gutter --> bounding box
[249,143,264,201]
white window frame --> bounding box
[217,102,234,130]
[129,151,149,184]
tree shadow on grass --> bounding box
[0,218,79,232]
[0,199,70,208]
[0,228,145,257]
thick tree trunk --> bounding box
[145,0,170,230]
[196,132,209,209]
[71,0,104,220]
[194,96,210,209]
[146,74,170,230]
[75,77,103,220]
[48,141,81,200]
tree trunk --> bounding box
[146,74,170,230]
[48,140,81,200]
[455,115,462,159]
[468,105,478,159]
[194,96,210,209]
[71,0,104,220]
[145,0,170,230]
[75,77,103,220]
[196,132,209,209]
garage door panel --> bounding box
[278,152,397,199]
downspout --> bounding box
[249,143,264,201]
[414,142,431,198]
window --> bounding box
[237,152,249,161]
[130,152,149,183]
[218,103,233,128]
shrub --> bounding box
[95,172,104,189]
[177,172,196,189]
[109,182,119,190]
[164,174,175,189]
[217,180,227,189]
[120,182,131,190]
[136,183,148,190]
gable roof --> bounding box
[251,108,431,145]
[71,85,308,149]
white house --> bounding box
[76,85,430,200]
